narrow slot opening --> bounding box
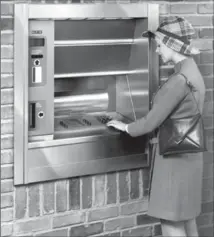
[32,67,36,83]
[29,103,36,129]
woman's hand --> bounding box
[106,120,126,132]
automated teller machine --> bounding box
[14,3,159,184]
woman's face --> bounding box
[154,35,174,63]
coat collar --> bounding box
[174,57,192,73]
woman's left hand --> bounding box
[106,120,126,132]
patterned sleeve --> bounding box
[127,75,188,137]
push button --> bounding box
[38,111,44,118]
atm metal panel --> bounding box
[27,135,148,183]
[14,3,159,185]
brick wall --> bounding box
[1,0,213,236]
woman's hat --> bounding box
[142,16,200,55]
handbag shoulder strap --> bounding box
[179,73,201,116]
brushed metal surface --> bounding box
[54,45,131,75]
[28,3,149,19]
[14,4,29,185]
[54,69,147,79]
[28,21,54,137]
[27,153,148,183]
[54,92,109,113]
[55,20,136,41]
[27,134,148,183]
[55,39,134,47]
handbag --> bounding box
[158,73,206,156]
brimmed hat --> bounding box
[142,16,200,56]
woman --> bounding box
[107,16,205,237]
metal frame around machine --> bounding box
[14,3,159,185]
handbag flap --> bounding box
[171,113,201,144]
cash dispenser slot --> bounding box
[29,102,36,129]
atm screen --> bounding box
[29,37,45,47]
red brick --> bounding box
[1,135,13,150]
[1,193,13,208]
[105,216,135,231]
[202,201,213,213]
[203,177,213,190]
[56,180,67,212]
[130,169,140,199]
[1,149,13,164]
[1,74,14,89]
[1,88,14,105]
[88,206,119,222]
[122,226,152,237]
[1,18,13,31]
[153,224,162,236]
[198,64,213,77]
[16,234,33,237]
[1,119,14,135]
[137,214,159,225]
[1,179,13,193]
[1,208,13,222]
[196,213,213,226]
[52,212,85,228]
[121,200,148,215]
[1,223,13,237]
[14,217,51,234]
[200,51,214,64]
[198,4,214,14]
[205,140,214,153]
[203,101,213,117]
[94,174,105,207]
[81,175,92,209]
[31,0,43,2]
[199,225,214,237]
[203,162,213,178]
[1,105,14,119]
[107,172,117,205]
[199,28,214,39]
[1,3,13,15]
[43,182,55,214]
[170,4,197,14]
[28,184,40,217]
[159,3,169,15]
[202,189,213,202]
[69,177,80,210]
[192,39,213,51]
[1,60,13,74]
[15,186,27,219]
[59,0,71,2]
[185,16,213,27]
[119,171,129,203]
[1,32,13,45]
[205,90,213,102]
[1,164,13,179]
[205,128,214,141]
[203,151,214,164]
[142,168,150,197]
[95,232,121,237]
[1,46,13,59]
[204,76,214,91]
[185,0,213,1]
[35,229,68,237]
[69,222,104,237]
